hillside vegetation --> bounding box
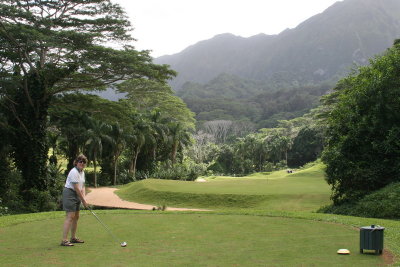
[155,0,400,125]
[178,74,330,127]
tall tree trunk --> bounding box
[10,75,51,212]
[171,142,178,166]
[93,151,98,188]
[129,148,135,174]
[93,161,97,187]
[129,146,140,177]
[132,147,140,178]
[285,149,288,166]
[113,150,122,185]
[113,158,118,186]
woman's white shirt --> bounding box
[65,167,85,191]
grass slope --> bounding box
[116,164,331,211]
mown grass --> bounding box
[115,164,331,211]
[1,163,399,266]
[0,210,398,266]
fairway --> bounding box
[116,164,332,211]
[0,212,388,267]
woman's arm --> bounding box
[73,183,88,208]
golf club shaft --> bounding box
[87,207,120,243]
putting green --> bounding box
[0,212,387,266]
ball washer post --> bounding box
[86,206,127,247]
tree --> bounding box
[261,128,289,164]
[187,131,216,164]
[203,120,233,144]
[322,40,400,204]
[85,118,112,187]
[287,126,324,167]
[127,115,154,177]
[0,0,175,209]
[51,109,90,172]
[147,110,169,161]
[109,123,127,186]
[0,110,12,200]
[168,122,192,166]
[209,144,235,174]
[47,126,61,165]
[118,79,195,130]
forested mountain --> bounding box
[154,0,400,127]
[177,74,330,128]
[156,0,400,91]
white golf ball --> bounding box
[121,242,127,247]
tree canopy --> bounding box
[322,40,400,204]
[0,0,175,211]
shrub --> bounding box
[119,169,137,184]
[300,159,321,170]
[0,164,64,213]
[23,188,58,212]
[152,160,208,181]
[263,161,287,172]
[47,164,66,210]
[0,198,8,216]
[84,171,95,187]
[0,170,24,213]
[207,161,224,174]
[85,171,111,187]
[319,182,400,219]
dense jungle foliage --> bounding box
[322,40,400,205]
[1,0,399,219]
[178,74,332,128]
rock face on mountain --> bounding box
[155,0,400,91]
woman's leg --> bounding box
[62,212,76,241]
[70,211,80,239]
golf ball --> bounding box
[121,242,127,247]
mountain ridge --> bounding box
[155,0,400,91]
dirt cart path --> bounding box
[85,187,209,211]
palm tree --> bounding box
[127,116,154,178]
[167,122,191,166]
[85,118,112,187]
[263,128,290,164]
[109,123,127,185]
[148,110,168,161]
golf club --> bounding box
[86,206,127,247]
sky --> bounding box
[112,0,342,58]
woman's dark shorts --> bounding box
[62,187,81,212]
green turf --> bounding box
[1,163,398,266]
[115,164,331,211]
[0,212,389,267]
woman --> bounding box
[61,154,88,246]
